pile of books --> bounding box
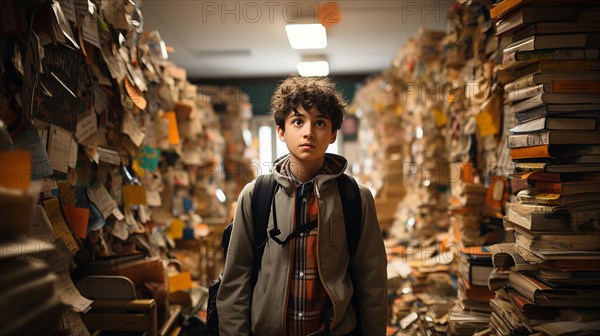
[488,0,600,334]
[449,246,494,335]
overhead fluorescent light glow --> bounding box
[297,61,329,77]
[285,23,327,49]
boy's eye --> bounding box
[292,119,303,126]
[316,120,326,127]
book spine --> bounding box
[508,132,550,148]
[495,10,524,35]
[515,106,548,123]
[534,181,563,194]
[514,162,546,172]
[507,84,544,102]
[507,48,600,64]
[510,93,544,114]
[539,59,599,72]
[490,0,524,20]
[551,80,600,94]
[510,145,550,159]
[505,75,535,92]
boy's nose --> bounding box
[303,124,314,138]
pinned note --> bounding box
[55,271,93,313]
[11,129,53,181]
[87,183,118,219]
[135,145,160,171]
[124,76,147,111]
[0,150,31,190]
[161,112,180,145]
[42,197,80,254]
[47,124,73,173]
[122,111,145,147]
[62,205,90,239]
[96,146,120,165]
[76,110,97,143]
[123,184,147,207]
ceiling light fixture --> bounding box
[297,55,329,77]
[285,23,327,49]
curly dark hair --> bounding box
[271,75,346,132]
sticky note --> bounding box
[0,150,31,190]
[62,205,89,239]
[135,145,160,172]
[123,184,147,206]
[162,112,180,145]
[42,197,79,254]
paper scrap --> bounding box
[124,76,147,110]
[123,185,147,206]
[122,111,145,147]
[59,0,76,23]
[111,220,129,241]
[31,205,56,242]
[62,309,91,336]
[135,145,160,172]
[42,197,80,254]
[75,110,97,143]
[81,12,101,49]
[62,205,89,239]
[146,190,161,207]
[47,124,73,173]
[0,150,31,190]
[96,146,120,165]
[162,112,180,145]
[87,183,117,219]
[51,1,80,49]
[68,137,78,169]
[55,271,93,313]
[11,129,53,181]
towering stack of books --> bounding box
[450,246,495,336]
[489,0,600,334]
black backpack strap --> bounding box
[250,174,277,286]
[337,174,362,258]
[337,174,363,335]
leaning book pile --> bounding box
[489,1,600,334]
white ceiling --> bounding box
[142,0,454,79]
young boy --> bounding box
[217,76,387,335]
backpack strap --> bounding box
[250,174,278,286]
[337,173,363,335]
[337,174,362,258]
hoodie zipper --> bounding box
[282,184,296,335]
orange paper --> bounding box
[62,205,90,239]
[123,184,148,206]
[169,271,192,293]
[162,112,180,145]
[124,76,147,111]
[0,150,31,190]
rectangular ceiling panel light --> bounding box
[285,24,327,49]
[297,61,329,77]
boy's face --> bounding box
[277,105,337,164]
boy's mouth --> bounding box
[300,143,316,149]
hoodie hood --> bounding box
[271,153,348,196]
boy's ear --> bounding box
[329,130,337,144]
[277,125,285,141]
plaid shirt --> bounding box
[282,161,335,335]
